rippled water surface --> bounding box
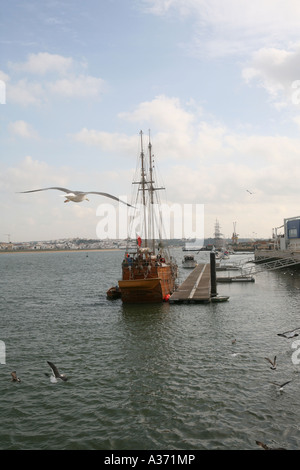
[1,248,300,450]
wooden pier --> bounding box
[169,263,211,303]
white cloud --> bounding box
[142,0,300,57]
[0,70,9,82]
[2,156,67,194]
[73,95,197,154]
[72,129,137,154]
[5,53,106,106]
[292,115,300,129]
[242,43,300,109]
[9,52,73,75]
[72,94,300,166]
[8,120,39,139]
[7,79,44,106]
[119,95,194,132]
[47,75,106,98]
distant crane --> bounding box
[4,234,11,243]
[231,222,238,245]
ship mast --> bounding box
[133,130,164,254]
[139,130,148,248]
[148,131,155,253]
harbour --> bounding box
[1,248,300,450]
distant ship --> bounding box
[116,131,178,303]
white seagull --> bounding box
[18,187,133,207]
[45,361,68,382]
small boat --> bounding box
[215,250,229,260]
[106,286,122,300]
[211,295,229,302]
[182,255,197,269]
[221,250,230,260]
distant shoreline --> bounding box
[0,248,122,254]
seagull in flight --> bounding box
[265,356,277,370]
[271,380,291,391]
[18,187,133,207]
[45,361,68,382]
[11,371,21,382]
[256,441,286,450]
[277,328,300,339]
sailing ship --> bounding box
[116,131,178,303]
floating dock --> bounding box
[169,263,211,303]
[216,276,255,283]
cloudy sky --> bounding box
[2,0,300,242]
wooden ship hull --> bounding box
[118,261,176,303]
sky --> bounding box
[2,0,300,242]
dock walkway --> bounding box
[169,263,211,303]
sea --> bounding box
[1,247,300,452]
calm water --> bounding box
[1,248,300,450]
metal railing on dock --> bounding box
[216,251,300,282]
[238,252,300,277]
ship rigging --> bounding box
[108,130,178,303]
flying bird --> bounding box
[265,356,277,370]
[11,371,21,382]
[46,361,68,382]
[277,328,300,339]
[255,441,286,450]
[271,380,291,391]
[18,187,133,207]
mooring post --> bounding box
[210,252,217,297]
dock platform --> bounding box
[169,263,211,303]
